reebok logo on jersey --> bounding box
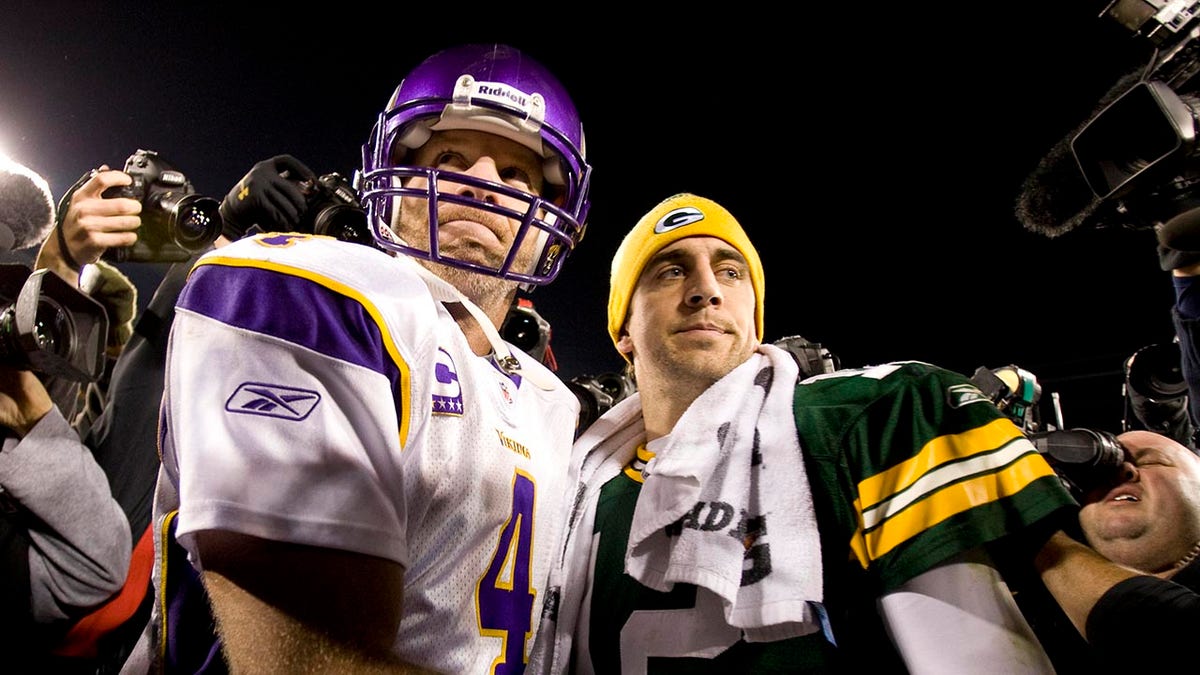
[225,382,321,421]
[946,383,990,409]
[654,206,705,233]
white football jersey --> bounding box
[160,233,578,673]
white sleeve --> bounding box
[877,558,1055,674]
[165,308,409,567]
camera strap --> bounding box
[53,170,95,273]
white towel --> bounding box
[625,344,823,640]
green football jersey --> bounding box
[576,361,1076,673]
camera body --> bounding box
[772,335,840,379]
[1123,339,1195,446]
[500,297,552,366]
[101,149,223,262]
[0,264,107,382]
[568,371,637,437]
[293,172,372,247]
[969,364,1129,499]
[497,296,636,435]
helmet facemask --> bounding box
[359,45,591,288]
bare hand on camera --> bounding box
[0,368,53,438]
[36,167,140,284]
[219,154,317,240]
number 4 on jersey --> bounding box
[477,470,536,675]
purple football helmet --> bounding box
[360,44,591,286]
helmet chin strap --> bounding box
[410,262,557,391]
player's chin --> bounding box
[668,334,728,359]
[436,237,510,269]
[672,330,737,351]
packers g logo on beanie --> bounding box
[607,193,765,360]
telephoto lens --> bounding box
[1029,428,1126,499]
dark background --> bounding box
[0,2,1175,431]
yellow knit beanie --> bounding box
[607,193,764,360]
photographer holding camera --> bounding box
[27,148,346,670]
[1029,429,1200,671]
[0,156,131,670]
[0,365,133,670]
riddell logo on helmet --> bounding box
[477,83,528,108]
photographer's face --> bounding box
[1079,430,1200,573]
[391,129,547,281]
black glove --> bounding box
[219,154,318,240]
[1157,244,1200,271]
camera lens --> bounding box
[594,372,631,400]
[167,194,223,251]
[312,204,372,247]
[1030,428,1126,498]
[0,295,72,370]
[501,312,541,353]
[30,296,71,358]
[1126,341,1187,399]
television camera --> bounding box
[1018,2,1200,238]
[0,264,107,382]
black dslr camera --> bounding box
[101,149,223,262]
[969,364,1129,500]
[1123,339,1194,446]
[0,264,107,382]
[501,297,553,365]
[497,296,639,436]
[289,172,372,247]
[568,371,637,437]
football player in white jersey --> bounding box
[154,44,591,673]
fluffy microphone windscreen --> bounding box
[1014,69,1145,238]
[0,156,56,252]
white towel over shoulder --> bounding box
[625,344,823,640]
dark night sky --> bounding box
[0,2,1177,431]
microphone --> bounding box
[1013,133,1103,238]
[1014,69,1144,238]
[0,155,56,253]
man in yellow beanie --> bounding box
[528,192,1079,672]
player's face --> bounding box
[393,128,547,276]
[619,236,758,387]
[1079,430,1200,572]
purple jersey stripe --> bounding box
[177,263,405,396]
